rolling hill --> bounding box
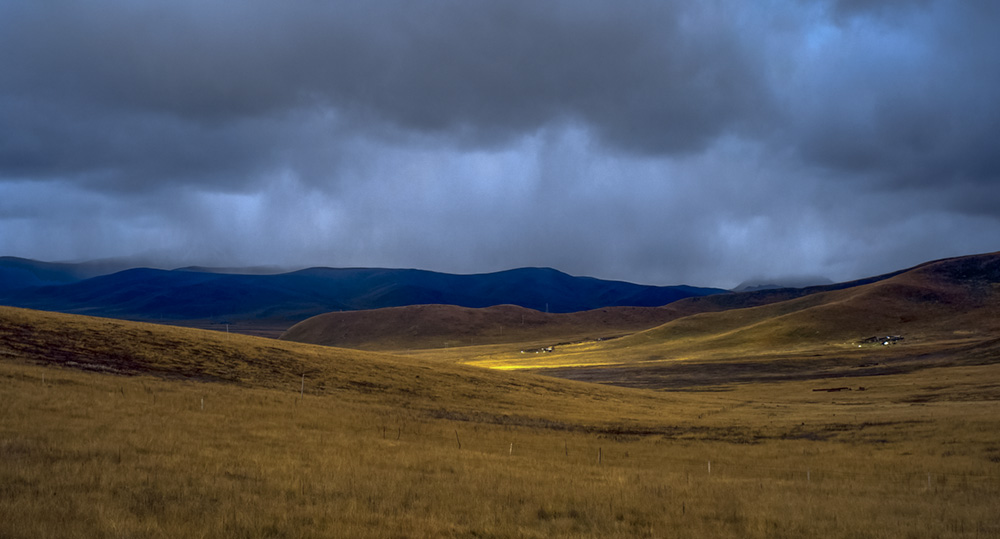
[279,303,689,351]
[4,262,1000,537]
[0,262,724,333]
[279,258,913,352]
[0,304,623,409]
[619,250,1000,352]
[464,251,1000,380]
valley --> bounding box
[2,252,1000,537]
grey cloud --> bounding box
[791,1,1000,197]
[2,0,996,194]
[0,97,280,191]
[1,0,998,287]
[0,0,773,192]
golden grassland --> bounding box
[295,253,1000,375]
[460,267,1000,372]
[277,253,999,355]
[2,305,1000,537]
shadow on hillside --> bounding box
[533,340,1000,391]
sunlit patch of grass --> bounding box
[475,359,625,371]
[455,263,1000,376]
[3,306,1000,537]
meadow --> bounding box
[3,305,1000,537]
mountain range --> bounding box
[0,257,725,331]
[279,251,1000,357]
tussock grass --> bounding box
[3,306,1000,537]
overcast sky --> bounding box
[1,0,998,288]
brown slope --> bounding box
[658,263,909,315]
[278,261,908,352]
[278,303,691,351]
[0,305,660,415]
[279,251,999,355]
[643,250,999,347]
[488,251,1000,371]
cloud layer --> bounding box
[1,0,998,287]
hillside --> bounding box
[464,251,1000,379]
[633,250,1000,352]
[279,304,695,351]
[280,258,910,352]
[4,285,1000,537]
[0,304,665,420]
[0,262,724,333]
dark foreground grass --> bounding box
[2,306,1000,537]
[4,363,1000,538]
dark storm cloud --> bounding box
[0,0,773,192]
[1,0,998,287]
[792,1,1000,195]
[5,0,993,193]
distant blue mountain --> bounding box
[0,256,160,292]
[0,259,726,323]
[0,257,105,292]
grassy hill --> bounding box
[463,252,1000,375]
[279,303,698,351]
[279,258,912,354]
[3,307,1000,537]
[0,305,643,416]
[3,253,1000,537]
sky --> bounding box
[1,0,998,288]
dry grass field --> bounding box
[3,304,1000,538]
[3,253,1000,537]
[459,253,1000,374]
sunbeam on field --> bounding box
[4,254,1000,539]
